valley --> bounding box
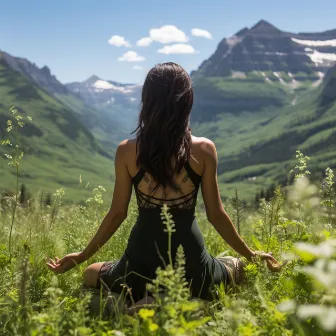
[1,19,336,201]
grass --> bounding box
[0,75,335,333]
[0,157,335,335]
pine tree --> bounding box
[19,184,27,205]
[230,190,245,234]
[45,193,52,207]
[255,192,260,206]
[260,189,265,199]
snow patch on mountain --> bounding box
[273,72,286,84]
[290,37,336,66]
[287,72,301,89]
[261,72,272,83]
[312,71,325,87]
[92,80,115,90]
[92,80,136,93]
[291,38,336,47]
[307,50,336,64]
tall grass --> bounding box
[0,166,335,335]
[0,110,335,335]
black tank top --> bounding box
[122,161,228,299]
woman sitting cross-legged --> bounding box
[47,63,282,307]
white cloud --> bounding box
[191,28,213,39]
[133,65,144,70]
[136,37,153,47]
[150,25,188,44]
[108,35,131,47]
[157,43,197,55]
[118,51,145,62]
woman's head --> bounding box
[135,62,194,190]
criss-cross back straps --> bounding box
[132,162,201,188]
[131,162,202,210]
[132,168,146,187]
[183,161,202,187]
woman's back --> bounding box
[125,136,204,206]
[114,136,227,300]
[126,137,204,264]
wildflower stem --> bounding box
[9,130,20,263]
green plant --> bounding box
[321,168,335,228]
[1,106,32,261]
[0,146,335,335]
[50,188,65,228]
[139,205,211,336]
[230,190,245,235]
[290,150,311,181]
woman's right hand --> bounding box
[47,252,85,274]
[255,252,285,272]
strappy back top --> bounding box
[124,160,227,300]
[132,162,202,210]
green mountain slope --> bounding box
[55,92,127,154]
[0,55,114,201]
[193,66,336,198]
[192,72,293,120]
[2,50,126,154]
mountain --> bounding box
[191,20,336,121]
[1,20,335,201]
[0,52,115,201]
[2,51,68,95]
[196,20,336,77]
[1,51,129,153]
[67,75,141,106]
[193,64,336,198]
[66,76,141,132]
[191,20,336,198]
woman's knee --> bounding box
[83,262,105,287]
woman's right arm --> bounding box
[47,140,133,273]
[200,138,278,265]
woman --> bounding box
[47,63,281,302]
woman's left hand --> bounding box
[47,252,84,274]
[258,252,287,272]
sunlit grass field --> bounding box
[0,145,335,335]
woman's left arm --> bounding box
[47,140,133,273]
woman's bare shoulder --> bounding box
[115,139,137,163]
[191,136,216,156]
[117,138,137,151]
[116,139,138,175]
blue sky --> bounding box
[1,0,336,84]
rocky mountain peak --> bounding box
[193,20,336,78]
[1,51,68,95]
[234,27,249,37]
[83,75,101,85]
[41,65,51,75]
[249,19,283,35]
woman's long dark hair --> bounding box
[134,62,194,190]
